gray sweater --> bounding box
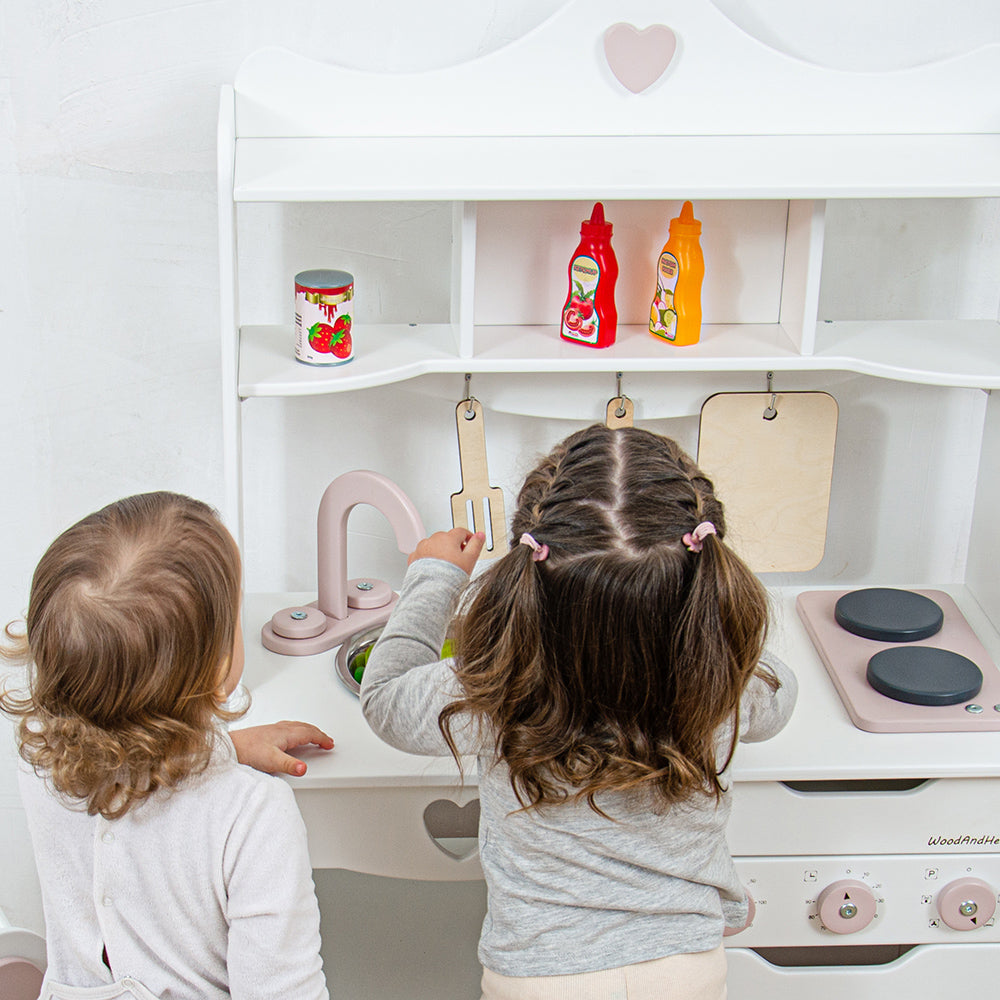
[361,558,797,977]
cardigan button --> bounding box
[102,895,114,907]
[102,831,115,843]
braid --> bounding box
[510,428,633,561]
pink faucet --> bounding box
[262,470,425,656]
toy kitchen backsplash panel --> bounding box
[222,2,1000,996]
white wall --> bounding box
[0,0,564,939]
[1,0,998,976]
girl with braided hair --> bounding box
[362,424,796,1000]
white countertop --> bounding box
[236,586,1000,789]
[238,593,467,788]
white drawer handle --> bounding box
[423,798,480,861]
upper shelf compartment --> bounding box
[229,0,1000,200]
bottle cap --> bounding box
[581,202,613,239]
[669,200,702,236]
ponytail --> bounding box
[439,541,549,784]
[677,530,772,778]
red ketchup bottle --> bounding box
[560,202,618,348]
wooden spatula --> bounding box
[451,399,508,560]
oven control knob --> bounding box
[817,880,877,934]
[936,878,997,931]
[723,889,756,936]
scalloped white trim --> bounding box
[234,0,1000,139]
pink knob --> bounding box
[270,606,327,639]
[346,578,393,610]
[723,889,756,937]
[937,878,997,931]
[817,879,877,934]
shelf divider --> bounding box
[781,200,826,355]
[451,201,476,359]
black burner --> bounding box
[835,588,944,642]
[866,646,983,706]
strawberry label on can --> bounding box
[295,269,354,366]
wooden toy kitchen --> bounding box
[218,2,1000,996]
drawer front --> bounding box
[729,778,1000,855]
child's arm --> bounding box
[361,529,486,756]
[738,654,798,743]
[230,721,334,776]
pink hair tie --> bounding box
[519,533,549,562]
[682,521,717,553]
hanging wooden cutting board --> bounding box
[451,399,508,560]
[697,391,838,573]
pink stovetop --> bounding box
[796,589,1000,734]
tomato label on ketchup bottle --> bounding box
[561,256,600,345]
[295,269,354,366]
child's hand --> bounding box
[230,721,334,777]
[408,527,486,575]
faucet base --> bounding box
[261,597,399,656]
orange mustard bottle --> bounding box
[649,201,704,346]
[561,202,618,349]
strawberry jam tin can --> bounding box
[294,269,354,366]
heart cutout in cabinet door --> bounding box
[603,23,677,94]
[423,798,481,861]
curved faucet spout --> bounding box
[316,470,426,620]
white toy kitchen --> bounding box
[220,2,1000,996]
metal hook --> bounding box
[615,372,626,418]
[763,371,778,420]
[463,373,476,420]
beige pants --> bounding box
[481,945,727,1000]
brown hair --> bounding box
[1,492,244,819]
[440,425,774,813]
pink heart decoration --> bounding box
[603,22,677,94]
